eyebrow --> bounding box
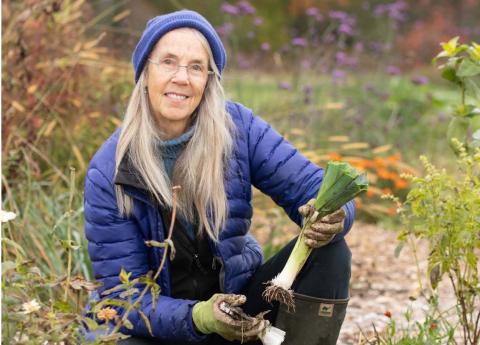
[158,52,207,65]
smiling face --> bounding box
[146,28,210,139]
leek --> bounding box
[263,161,368,310]
[259,325,286,345]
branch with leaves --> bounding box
[433,37,480,154]
[84,186,181,343]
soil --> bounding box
[340,222,456,345]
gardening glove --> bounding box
[298,199,346,248]
[192,293,269,342]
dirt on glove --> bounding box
[215,297,270,340]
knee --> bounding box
[294,239,352,299]
[311,238,352,279]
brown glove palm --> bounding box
[298,199,346,248]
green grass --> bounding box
[224,71,456,168]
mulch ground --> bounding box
[251,218,457,344]
[340,222,456,344]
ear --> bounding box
[143,63,150,84]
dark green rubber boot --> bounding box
[274,293,349,345]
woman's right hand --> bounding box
[192,293,268,342]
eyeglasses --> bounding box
[148,58,214,78]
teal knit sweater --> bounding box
[157,125,196,239]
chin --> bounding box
[166,112,191,121]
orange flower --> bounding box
[377,168,391,179]
[382,188,393,195]
[97,307,117,321]
[358,159,372,169]
[394,178,408,189]
[373,157,386,168]
[327,152,342,161]
[366,189,376,198]
[355,199,363,209]
[384,310,392,318]
[387,153,401,163]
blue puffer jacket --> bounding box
[84,101,355,342]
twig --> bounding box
[108,186,181,337]
[64,168,76,302]
[154,186,180,281]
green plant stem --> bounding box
[64,168,75,302]
[408,234,425,294]
[17,315,31,343]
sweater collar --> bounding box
[156,124,195,158]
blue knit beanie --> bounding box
[132,10,226,83]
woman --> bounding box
[84,9,355,345]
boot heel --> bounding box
[275,293,349,345]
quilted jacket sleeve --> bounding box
[240,106,355,238]
[84,167,205,342]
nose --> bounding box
[172,65,189,83]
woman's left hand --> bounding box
[298,199,346,248]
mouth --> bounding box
[164,92,189,100]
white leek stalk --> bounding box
[259,325,286,345]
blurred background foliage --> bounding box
[3,0,479,265]
[1,1,479,341]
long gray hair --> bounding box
[115,28,235,241]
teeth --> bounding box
[166,93,187,100]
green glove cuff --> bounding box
[192,298,215,335]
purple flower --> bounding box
[374,1,407,22]
[386,65,401,75]
[221,3,239,15]
[354,42,364,52]
[291,37,307,47]
[301,59,312,69]
[373,4,386,16]
[335,52,347,64]
[338,23,353,36]
[323,34,336,44]
[260,42,271,51]
[328,10,356,36]
[216,23,234,36]
[253,17,263,26]
[237,0,256,15]
[306,7,319,17]
[369,41,384,53]
[278,81,292,90]
[237,54,251,69]
[329,10,348,21]
[306,7,323,21]
[332,69,346,80]
[411,75,429,85]
[335,52,357,67]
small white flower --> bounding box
[0,210,17,223]
[21,299,41,314]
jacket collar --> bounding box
[114,155,155,206]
